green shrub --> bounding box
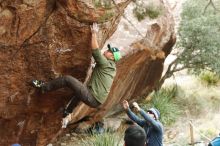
[93,0,112,8]
[199,70,219,86]
[177,0,220,74]
[145,6,161,19]
[103,1,112,9]
[133,3,162,21]
[80,132,122,146]
[98,11,114,22]
[141,86,182,126]
[94,0,102,8]
[133,7,146,21]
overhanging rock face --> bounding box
[0,0,176,145]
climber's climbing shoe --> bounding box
[31,80,45,88]
[61,114,71,128]
[61,118,68,128]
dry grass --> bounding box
[163,74,220,145]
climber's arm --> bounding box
[90,23,108,66]
[91,23,99,50]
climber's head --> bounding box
[147,108,160,120]
[104,44,121,61]
[124,125,146,146]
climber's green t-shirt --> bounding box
[88,49,116,104]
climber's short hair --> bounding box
[124,125,146,146]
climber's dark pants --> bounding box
[41,75,101,115]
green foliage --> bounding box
[103,1,112,9]
[133,6,146,21]
[98,11,114,22]
[141,86,182,125]
[199,70,219,86]
[133,2,162,21]
[94,0,102,7]
[145,6,161,19]
[93,0,112,9]
[177,0,220,74]
[80,132,122,146]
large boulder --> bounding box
[0,0,176,145]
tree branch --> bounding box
[203,0,219,14]
[111,0,145,37]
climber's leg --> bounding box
[42,75,83,93]
[63,96,80,117]
[32,75,101,114]
[32,75,85,94]
[64,89,101,117]
[54,75,100,107]
[77,85,101,108]
[61,92,101,128]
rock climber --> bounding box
[31,23,121,128]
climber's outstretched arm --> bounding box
[91,23,99,50]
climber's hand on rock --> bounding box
[90,23,99,34]
[90,23,99,49]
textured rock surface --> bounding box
[0,0,175,145]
